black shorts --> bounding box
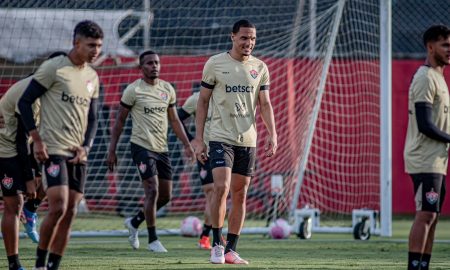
[0,156,26,196]
[42,155,87,193]
[410,173,446,213]
[197,160,213,185]
[130,142,173,180]
[208,141,256,177]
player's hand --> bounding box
[106,151,117,172]
[192,138,207,165]
[68,146,87,164]
[33,140,49,162]
[184,143,196,164]
[25,179,37,199]
[0,114,5,128]
[265,135,278,157]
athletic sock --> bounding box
[147,226,158,243]
[201,224,212,238]
[225,233,239,253]
[130,210,145,228]
[7,254,20,270]
[24,198,42,213]
[35,247,48,268]
[212,227,223,247]
[407,252,422,270]
[47,253,62,270]
[420,253,431,270]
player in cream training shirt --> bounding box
[107,50,194,253]
[192,19,277,265]
[403,25,450,270]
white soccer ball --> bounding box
[180,216,202,237]
[268,218,291,239]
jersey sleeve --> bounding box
[92,74,100,99]
[411,74,434,104]
[182,94,198,115]
[32,59,56,90]
[260,63,270,91]
[201,57,216,89]
[120,84,136,108]
[169,84,176,106]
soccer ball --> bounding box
[180,216,202,237]
[269,218,291,239]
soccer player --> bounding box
[0,51,67,270]
[106,50,195,252]
[178,91,214,250]
[191,19,277,264]
[404,25,450,270]
[18,20,103,270]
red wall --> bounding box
[392,60,450,214]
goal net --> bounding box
[0,0,386,237]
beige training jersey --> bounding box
[121,78,176,153]
[181,92,211,144]
[404,65,450,174]
[33,55,99,157]
[0,77,40,158]
[201,52,270,147]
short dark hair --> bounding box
[48,51,67,59]
[232,19,256,34]
[73,20,104,41]
[139,50,158,65]
[423,25,450,46]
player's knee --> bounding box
[214,183,229,197]
[48,204,67,219]
[158,194,171,206]
[3,199,22,217]
[416,211,438,225]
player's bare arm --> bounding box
[106,105,130,171]
[192,87,212,164]
[168,106,195,163]
[259,90,277,157]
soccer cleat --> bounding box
[124,217,139,249]
[198,236,212,250]
[22,208,39,243]
[32,267,47,270]
[224,250,249,265]
[147,240,168,252]
[210,244,225,264]
[18,267,27,270]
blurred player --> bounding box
[191,19,277,264]
[18,20,103,270]
[404,25,450,270]
[0,51,66,270]
[107,50,195,252]
[178,91,213,250]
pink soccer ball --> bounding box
[180,216,202,237]
[269,218,291,239]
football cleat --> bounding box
[147,240,168,252]
[124,217,139,249]
[22,208,39,243]
[198,236,212,250]
[210,244,225,264]
[225,250,249,265]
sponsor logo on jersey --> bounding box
[215,160,225,165]
[160,92,168,101]
[144,106,166,114]
[86,80,94,93]
[61,92,89,107]
[138,162,147,174]
[426,189,439,205]
[1,174,13,190]
[216,149,223,154]
[250,69,258,79]
[225,84,254,93]
[47,162,60,178]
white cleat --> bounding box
[32,267,47,270]
[124,217,139,249]
[147,240,168,252]
[210,244,225,264]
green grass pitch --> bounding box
[4,217,450,269]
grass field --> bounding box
[3,217,450,269]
